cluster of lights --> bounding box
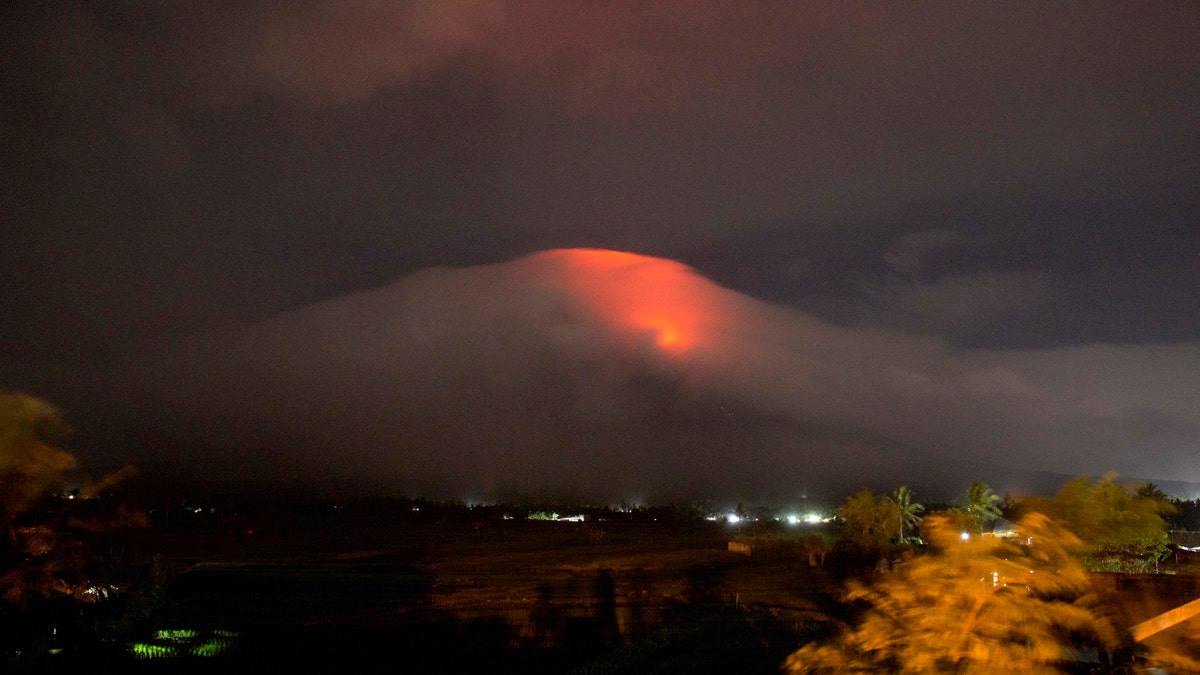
[783,513,827,525]
[82,584,119,600]
[526,511,586,522]
[706,511,831,525]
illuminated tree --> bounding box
[785,513,1122,674]
[965,481,1002,529]
[0,392,76,537]
[834,488,900,565]
[920,508,977,538]
[890,485,924,543]
[0,392,150,655]
[1023,474,1173,573]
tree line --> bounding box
[790,473,1185,672]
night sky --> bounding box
[3,3,1198,501]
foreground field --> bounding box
[107,513,840,673]
[25,505,1200,673]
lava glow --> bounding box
[652,323,683,349]
[533,249,730,356]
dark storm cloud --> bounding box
[3,3,1198,494]
[122,252,1200,500]
[4,3,1195,324]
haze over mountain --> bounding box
[106,250,1199,502]
[4,4,1198,505]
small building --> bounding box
[985,517,1019,538]
[1169,529,1200,551]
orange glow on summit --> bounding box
[651,323,683,349]
[530,248,734,355]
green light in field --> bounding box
[155,629,199,641]
[129,629,240,659]
[190,639,228,657]
[130,642,180,659]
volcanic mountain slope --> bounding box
[118,249,1200,501]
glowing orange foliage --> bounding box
[786,513,1121,673]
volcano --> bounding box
[111,249,1200,501]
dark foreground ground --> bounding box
[17,507,843,674]
[14,504,1200,673]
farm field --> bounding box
[107,513,840,673]
[31,506,1200,673]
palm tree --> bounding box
[966,481,1002,529]
[891,485,924,543]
